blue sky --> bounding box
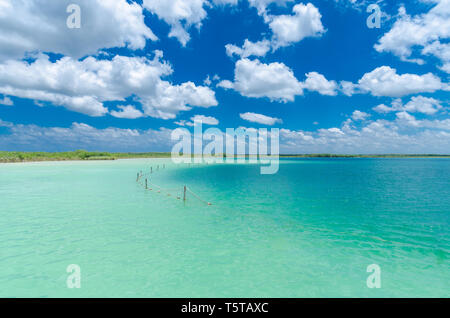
[0,0,449,153]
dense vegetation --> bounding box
[0,150,171,163]
[0,151,449,163]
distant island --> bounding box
[1,150,449,163]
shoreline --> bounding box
[1,151,450,164]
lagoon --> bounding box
[0,158,449,297]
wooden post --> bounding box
[183,185,187,201]
[145,179,148,189]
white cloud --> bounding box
[422,41,450,73]
[142,0,288,46]
[373,96,443,115]
[358,66,446,97]
[248,0,294,15]
[143,0,209,46]
[268,3,325,48]
[217,80,234,89]
[221,61,445,101]
[110,105,145,119]
[0,119,174,152]
[403,96,443,115]
[395,111,450,130]
[373,103,395,114]
[0,52,217,118]
[218,58,303,102]
[175,114,219,126]
[320,127,345,136]
[340,81,358,96]
[219,59,342,100]
[191,114,219,125]
[225,39,271,58]
[240,112,282,125]
[0,0,156,61]
[351,110,370,121]
[374,1,450,70]
[302,72,338,96]
[395,111,421,127]
[174,120,188,126]
[335,0,373,8]
[372,98,402,114]
[0,95,13,106]
[203,75,212,86]
[212,0,239,5]
[204,74,221,87]
[2,113,450,154]
[225,3,325,57]
[142,80,218,119]
[280,116,450,154]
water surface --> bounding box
[0,158,449,297]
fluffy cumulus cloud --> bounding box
[191,114,219,125]
[110,105,145,119]
[143,0,209,46]
[395,111,450,131]
[302,72,338,96]
[340,81,358,96]
[225,40,271,58]
[224,3,325,58]
[218,58,340,101]
[357,66,447,97]
[372,103,394,114]
[351,110,370,121]
[374,1,450,72]
[373,96,444,115]
[0,0,156,61]
[239,112,282,125]
[268,3,325,48]
[403,96,443,115]
[218,58,303,102]
[422,41,450,73]
[0,51,217,118]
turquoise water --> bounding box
[0,158,449,297]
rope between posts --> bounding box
[136,166,212,205]
[186,187,211,205]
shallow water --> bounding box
[0,158,449,297]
